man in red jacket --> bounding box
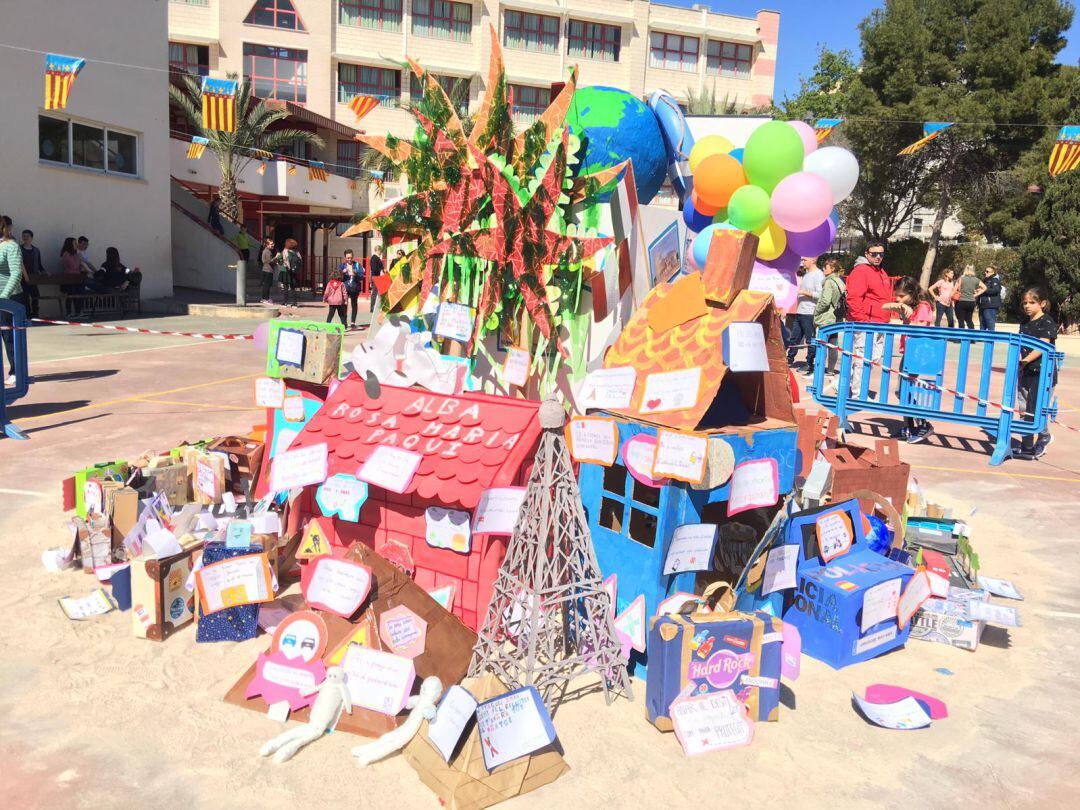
[845,240,894,395]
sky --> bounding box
[666,1,1080,103]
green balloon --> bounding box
[742,121,804,193]
[711,207,729,224]
[727,185,772,232]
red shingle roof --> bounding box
[289,379,542,509]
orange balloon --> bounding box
[692,191,721,217]
[694,154,747,208]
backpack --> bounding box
[827,274,847,319]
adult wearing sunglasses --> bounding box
[845,240,895,395]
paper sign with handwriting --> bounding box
[196,460,219,500]
[964,600,1022,627]
[580,366,637,410]
[425,507,472,553]
[861,578,901,632]
[663,524,717,575]
[379,605,428,658]
[357,446,422,494]
[652,429,708,484]
[302,557,372,618]
[976,576,1024,601]
[671,689,754,756]
[59,588,116,620]
[639,367,702,415]
[282,395,306,423]
[276,328,305,367]
[897,570,932,628]
[270,443,328,493]
[316,474,368,522]
[342,645,416,715]
[475,685,557,771]
[429,685,479,763]
[727,458,779,516]
[226,520,253,549]
[762,544,799,594]
[472,487,527,535]
[502,347,530,388]
[622,433,666,488]
[816,510,855,563]
[434,302,475,343]
[852,692,931,730]
[255,377,286,408]
[195,553,273,615]
[723,322,769,372]
[566,417,618,466]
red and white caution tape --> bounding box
[0,318,253,341]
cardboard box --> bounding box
[131,541,203,640]
[781,500,914,669]
[822,439,911,514]
[74,461,130,517]
[402,674,568,810]
[909,587,988,652]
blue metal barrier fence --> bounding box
[810,322,1062,466]
[1,298,30,440]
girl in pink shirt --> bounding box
[885,276,936,443]
[928,268,956,327]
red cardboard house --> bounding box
[287,379,543,630]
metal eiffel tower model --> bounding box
[468,399,632,708]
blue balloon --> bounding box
[691,224,722,268]
[729,147,745,164]
[864,514,894,556]
[683,204,713,234]
[829,208,840,228]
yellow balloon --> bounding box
[754,219,787,261]
[689,135,735,173]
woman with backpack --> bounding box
[279,238,302,306]
[813,258,847,375]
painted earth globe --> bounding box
[566,86,668,204]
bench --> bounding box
[28,274,141,319]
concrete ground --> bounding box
[1,310,1078,809]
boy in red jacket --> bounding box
[846,240,895,395]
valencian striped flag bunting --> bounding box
[187,136,209,160]
[287,164,298,176]
[308,161,329,182]
[252,148,272,175]
[814,118,843,143]
[1048,126,1080,178]
[201,77,238,133]
[44,54,85,111]
[348,95,379,123]
[898,122,954,155]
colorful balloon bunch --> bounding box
[683,121,859,306]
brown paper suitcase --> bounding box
[131,541,203,640]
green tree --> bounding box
[1020,170,1080,325]
[780,46,858,121]
[169,75,324,223]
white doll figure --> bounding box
[259,667,352,764]
[351,676,444,767]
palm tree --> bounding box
[684,83,777,117]
[169,74,324,223]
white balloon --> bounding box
[803,146,860,205]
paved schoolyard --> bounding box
[2,312,1079,807]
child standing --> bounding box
[885,276,935,443]
[1015,286,1058,459]
[323,268,348,325]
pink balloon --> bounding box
[788,121,818,156]
[770,171,833,233]
[786,217,837,257]
[252,320,270,351]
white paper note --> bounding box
[652,430,708,483]
[852,692,931,730]
[425,507,472,553]
[270,443,329,493]
[724,322,769,372]
[638,367,702,414]
[502,347,530,388]
[579,366,637,410]
[472,488,527,535]
[567,418,618,465]
[342,645,416,715]
[196,554,270,614]
[357,446,422,494]
[671,690,754,755]
[816,510,854,562]
[433,302,475,343]
[58,588,116,620]
[282,395,306,422]
[897,571,933,628]
[976,576,1024,601]
[663,524,717,575]
[861,578,902,632]
[964,600,1022,627]
[475,686,557,771]
[255,377,286,408]
[727,458,779,516]
[428,685,479,763]
[762,544,799,594]
[305,558,372,617]
[276,329,305,366]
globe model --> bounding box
[566,86,668,204]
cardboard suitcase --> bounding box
[131,540,203,640]
[206,436,265,496]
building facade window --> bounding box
[409,73,468,100]
[412,0,472,42]
[39,114,138,177]
[596,463,662,548]
[244,43,308,103]
[706,40,753,79]
[337,140,360,176]
[509,84,550,121]
[338,0,402,31]
[649,32,699,72]
[567,20,620,62]
[503,10,559,54]
[168,42,209,77]
[338,63,401,106]
[244,0,306,31]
